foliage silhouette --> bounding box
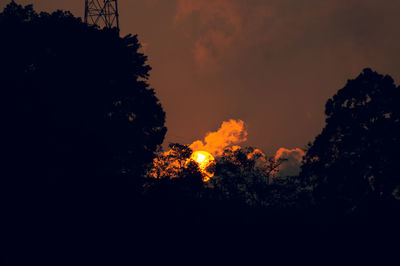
[207,147,311,209]
[145,143,204,200]
[302,68,400,218]
[148,143,195,179]
[1,2,166,189]
[146,144,311,212]
[1,4,167,263]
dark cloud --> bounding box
[274,148,305,177]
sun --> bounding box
[191,151,215,181]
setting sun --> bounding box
[191,150,215,181]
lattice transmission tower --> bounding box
[84,0,120,31]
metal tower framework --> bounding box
[85,0,120,31]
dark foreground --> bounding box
[3,183,400,265]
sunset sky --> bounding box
[3,0,400,154]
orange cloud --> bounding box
[190,119,247,157]
[150,119,247,181]
[247,148,266,160]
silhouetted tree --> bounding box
[302,68,400,216]
[145,143,204,199]
[208,147,278,207]
[1,3,167,263]
[148,143,194,179]
[1,2,166,188]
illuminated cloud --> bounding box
[247,148,266,160]
[274,148,305,177]
[190,119,247,156]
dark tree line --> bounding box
[2,2,400,264]
[1,3,167,263]
[1,2,166,188]
[302,69,400,219]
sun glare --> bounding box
[191,150,215,181]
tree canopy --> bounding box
[302,68,400,214]
[1,2,166,187]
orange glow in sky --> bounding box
[191,150,215,181]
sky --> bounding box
[2,0,400,155]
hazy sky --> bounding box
[2,0,400,154]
